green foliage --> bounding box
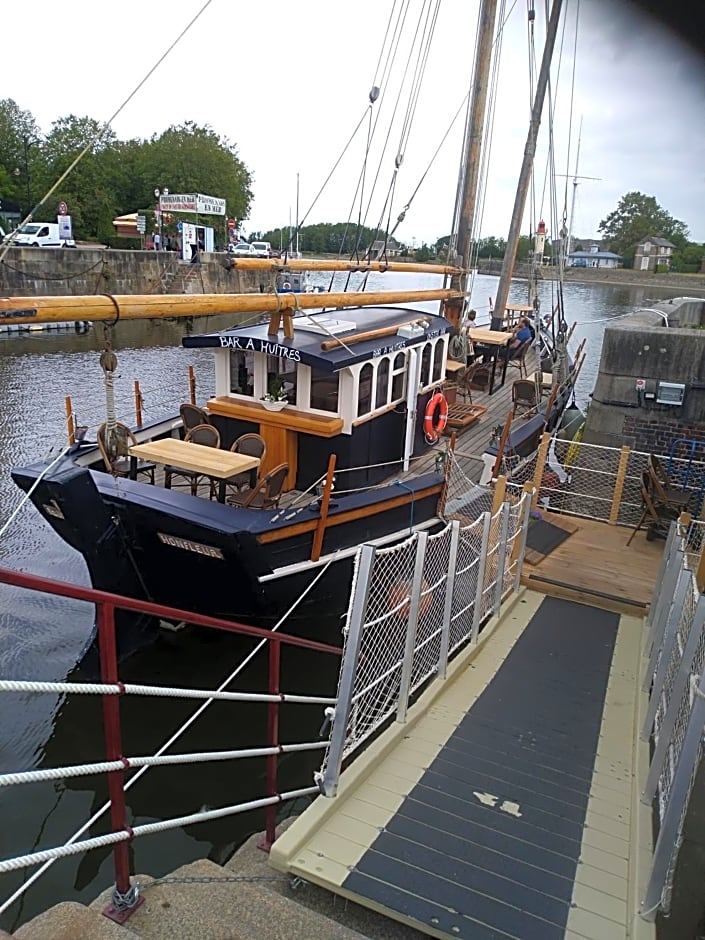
[475,235,507,258]
[0,102,253,242]
[260,222,385,256]
[598,191,689,254]
[671,242,704,273]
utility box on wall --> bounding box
[656,382,686,406]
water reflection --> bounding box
[0,275,695,928]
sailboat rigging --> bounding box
[8,0,579,641]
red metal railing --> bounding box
[0,565,342,920]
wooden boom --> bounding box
[228,258,464,275]
[0,289,464,326]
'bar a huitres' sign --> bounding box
[158,193,226,216]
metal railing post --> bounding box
[397,531,428,723]
[471,512,492,643]
[98,601,143,922]
[438,521,460,679]
[641,569,691,740]
[493,502,511,616]
[318,545,375,798]
[259,636,281,851]
[643,544,685,691]
[513,489,533,591]
[641,669,705,921]
[646,521,678,632]
[642,594,705,804]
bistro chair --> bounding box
[506,338,532,378]
[227,463,289,510]
[180,402,211,435]
[511,378,539,417]
[647,454,693,512]
[213,433,267,500]
[626,470,679,546]
[455,362,492,403]
[97,422,155,483]
[164,423,221,496]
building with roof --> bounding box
[634,236,676,272]
[568,244,622,268]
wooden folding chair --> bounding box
[626,470,679,546]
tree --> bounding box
[598,191,689,255]
[0,99,41,215]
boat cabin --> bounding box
[183,307,451,491]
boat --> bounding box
[6,0,574,636]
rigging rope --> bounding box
[0,0,217,266]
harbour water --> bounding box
[0,273,693,929]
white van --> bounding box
[11,223,75,248]
[251,241,271,258]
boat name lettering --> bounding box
[158,532,224,559]
[371,329,444,358]
[218,336,301,360]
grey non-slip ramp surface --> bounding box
[343,596,620,939]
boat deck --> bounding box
[270,588,655,939]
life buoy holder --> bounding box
[423,392,448,444]
[281,281,292,291]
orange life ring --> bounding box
[423,392,448,444]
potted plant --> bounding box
[261,379,288,411]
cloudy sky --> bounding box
[3,0,704,245]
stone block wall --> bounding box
[0,247,273,296]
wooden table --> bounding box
[467,328,511,395]
[503,303,534,327]
[129,439,260,503]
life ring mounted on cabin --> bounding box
[423,392,448,444]
[281,281,292,291]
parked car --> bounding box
[251,241,271,258]
[8,222,75,248]
[227,242,255,257]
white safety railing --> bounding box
[0,677,331,876]
[503,436,705,527]
[640,520,705,919]
[317,488,533,797]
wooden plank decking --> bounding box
[521,514,663,615]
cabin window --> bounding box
[391,352,406,400]
[375,358,390,409]
[310,367,340,413]
[420,343,433,387]
[266,355,297,403]
[432,341,444,382]
[357,363,373,415]
[229,350,255,397]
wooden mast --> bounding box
[444,0,499,328]
[491,0,564,329]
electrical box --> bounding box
[656,382,686,406]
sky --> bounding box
[3,0,704,245]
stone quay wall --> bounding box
[0,247,274,297]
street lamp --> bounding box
[153,187,169,249]
[13,138,31,218]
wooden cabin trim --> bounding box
[206,396,344,437]
[256,481,444,544]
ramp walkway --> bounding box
[271,591,654,939]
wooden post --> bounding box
[491,411,513,480]
[134,380,143,427]
[609,445,631,525]
[311,455,337,562]
[491,474,507,515]
[65,395,75,445]
[531,431,551,509]
[188,366,196,405]
[511,480,535,564]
